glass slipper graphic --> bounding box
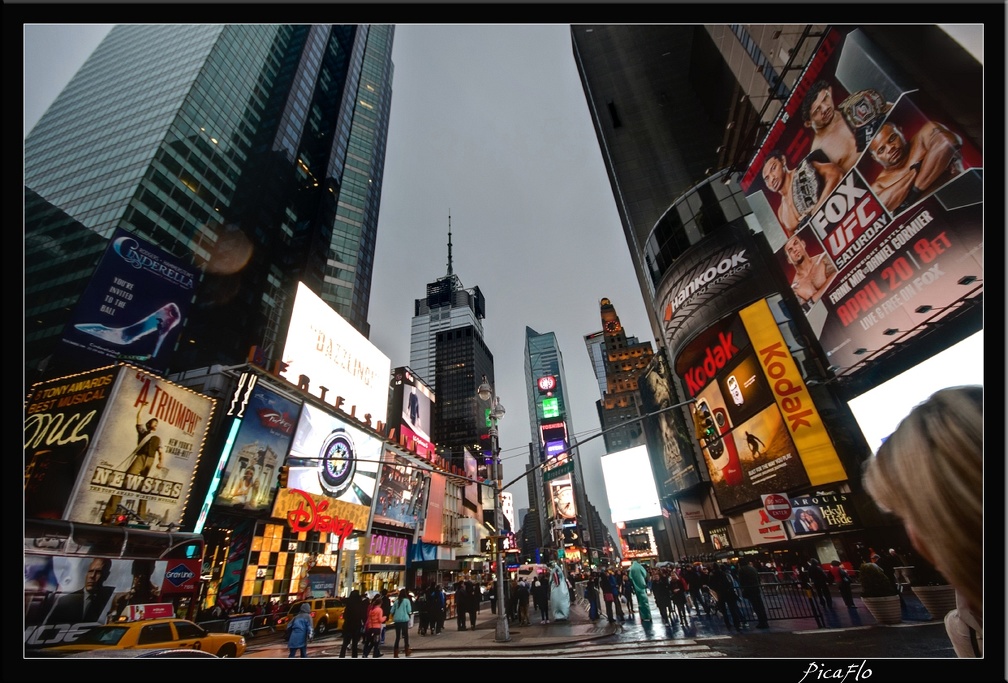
[74,302,181,356]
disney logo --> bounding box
[286,489,355,540]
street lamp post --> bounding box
[477,374,510,643]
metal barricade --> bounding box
[737,577,823,626]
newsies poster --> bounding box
[55,364,215,528]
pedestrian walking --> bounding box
[652,569,672,624]
[391,588,412,657]
[379,589,392,644]
[833,560,856,609]
[361,595,385,658]
[628,560,652,623]
[533,573,550,623]
[516,579,531,626]
[604,570,625,622]
[432,583,446,634]
[338,589,366,658]
[583,574,600,621]
[707,564,744,631]
[415,585,430,635]
[285,602,313,658]
[455,580,469,630]
[806,558,834,609]
[619,571,635,618]
[467,580,479,629]
[738,557,770,628]
[670,570,691,626]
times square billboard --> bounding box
[738,27,983,378]
[51,227,198,377]
[653,223,845,515]
[24,363,215,526]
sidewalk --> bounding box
[245,589,940,657]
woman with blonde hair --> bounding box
[861,385,983,657]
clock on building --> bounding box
[604,319,622,333]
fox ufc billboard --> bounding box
[739,27,982,378]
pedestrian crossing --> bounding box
[406,638,728,658]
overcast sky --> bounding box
[23,24,984,543]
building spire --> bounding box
[446,211,454,278]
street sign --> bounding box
[762,493,793,521]
[543,460,574,482]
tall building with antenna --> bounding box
[410,215,494,468]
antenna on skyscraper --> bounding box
[446,211,453,278]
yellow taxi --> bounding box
[44,618,246,658]
[276,597,346,636]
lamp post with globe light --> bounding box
[477,374,510,643]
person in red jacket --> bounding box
[361,595,386,658]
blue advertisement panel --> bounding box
[740,27,983,377]
[213,383,301,513]
[55,228,197,375]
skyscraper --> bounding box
[524,326,591,560]
[596,297,653,453]
[25,24,395,385]
[574,24,983,563]
[410,219,494,467]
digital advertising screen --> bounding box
[213,382,300,513]
[286,402,383,507]
[373,452,430,529]
[280,282,391,426]
[675,298,846,514]
[601,445,662,524]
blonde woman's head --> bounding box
[862,385,983,612]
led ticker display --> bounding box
[545,440,567,458]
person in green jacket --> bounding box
[628,560,652,623]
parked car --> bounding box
[275,597,345,636]
[43,618,245,657]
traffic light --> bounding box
[693,402,718,443]
[700,412,718,441]
[113,512,130,526]
[691,409,705,440]
[277,465,289,488]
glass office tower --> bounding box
[25,24,395,385]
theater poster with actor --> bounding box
[62,365,215,528]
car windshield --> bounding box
[287,603,306,616]
[69,625,130,645]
